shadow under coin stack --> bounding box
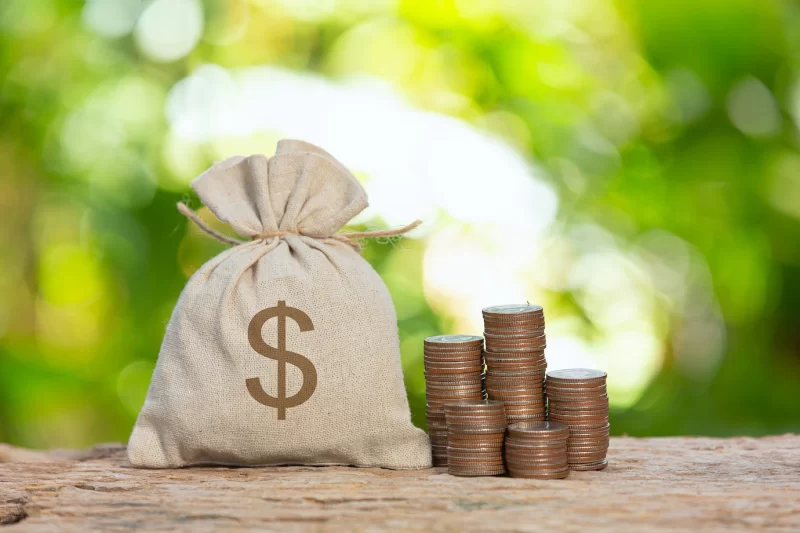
[444,401,507,477]
[504,421,570,479]
[482,305,547,425]
[545,368,610,471]
[423,335,486,467]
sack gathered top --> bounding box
[128,139,432,469]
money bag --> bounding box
[128,140,432,469]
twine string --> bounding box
[177,202,421,252]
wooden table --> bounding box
[1,436,798,532]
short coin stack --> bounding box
[482,305,547,424]
[423,335,486,466]
[444,401,507,476]
[504,421,570,479]
[545,368,609,471]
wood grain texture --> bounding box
[1,436,798,532]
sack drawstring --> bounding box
[177,202,421,252]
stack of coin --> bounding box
[545,368,609,471]
[482,305,547,424]
[444,401,507,476]
[504,421,570,479]
[424,335,486,466]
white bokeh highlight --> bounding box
[163,64,726,407]
[134,0,203,63]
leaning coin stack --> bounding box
[424,335,486,466]
[504,421,570,479]
[444,401,507,477]
[545,368,609,471]
[482,305,547,424]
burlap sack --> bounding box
[128,140,431,469]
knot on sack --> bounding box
[177,202,421,252]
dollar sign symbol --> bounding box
[246,301,317,420]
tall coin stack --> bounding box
[482,305,547,424]
[444,401,507,477]
[545,369,609,471]
[423,335,486,467]
[504,421,570,479]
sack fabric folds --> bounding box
[128,140,431,469]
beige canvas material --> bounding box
[127,139,431,469]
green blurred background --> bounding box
[2,0,799,449]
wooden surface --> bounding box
[1,436,798,532]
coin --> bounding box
[566,447,608,457]
[568,424,611,437]
[424,367,485,375]
[447,461,505,468]
[445,425,507,434]
[507,467,570,480]
[445,416,506,424]
[507,461,569,471]
[484,363,546,372]
[504,405,546,413]
[503,406,546,415]
[567,437,610,447]
[546,392,607,401]
[545,383,607,394]
[507,460,568,470]
[485,357,546,367]
[505,434,566,444]
[485,362,546,372]
[447,433,503,450]
[547,409,609,419]
[498,396,545,403]
[489,372,546,380]
[482,303,543,316]
[488,391,544,399]
[505,448,567,459]
[483,326,544,335]
[423,351,483,360]
[484,350,545,359]
[546,398,609,408]
[486,335,547,345]
[444,410,506,418]
[424,353,483,360]
[446,457,506,464]
[448,435,505,445]
[569,459,608,471]
[428,378,482,385]
[448,468,506,477]
[546,368,607,383]
[487,376,545,385]
[483,325,544,334]
[426,382,485,389]
[485,334,544,343]
[483,317,544,326]
[489,377,545,385]
[482,311,544,321]
[544,367,610,468]
[448,450,505,459]
[506,410,547,417]
[443,400,504,410]
[486,343,548,353]
[547,408,609,418]
[548,419,609,430]
[443,398,507,474]
[425,334,483,345]
[505,445,568,456]
[507,421,569,438]
[568,435,610,443]
[490,383,544,391]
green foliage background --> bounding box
[1,0,799,448]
